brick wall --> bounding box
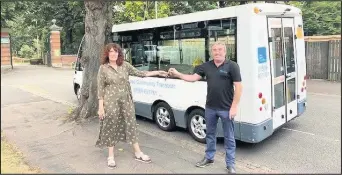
[1,31,11,66]
[61,55,77,66]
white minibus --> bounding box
[73,3,307,143]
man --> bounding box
[168,42,242,174]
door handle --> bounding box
[285,74,291,78]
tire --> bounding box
[187,109,206,143]
[75,85,81,102]
[153,102,176,131]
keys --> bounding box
[165,72,172,81]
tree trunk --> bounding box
[67,28,72,44]
[218,1,226,8]
[70,0,112,121]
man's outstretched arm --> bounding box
[168,68,202,82]
[177,73,202,82]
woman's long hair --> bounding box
[101,43,124,66]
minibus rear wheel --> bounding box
[188,109,206,143]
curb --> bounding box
[1,66,13,74]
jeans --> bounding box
[204,107,236,168]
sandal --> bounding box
[107,157,116,169]
[134,152,152,163]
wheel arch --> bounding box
[151,99,168,121]
[184,106,205,129]
[73,83,80,95]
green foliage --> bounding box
[168,1,217,15]
[2,1,85,58]
[113,1,170,23]
[1,0,340,59]
[1,2,16,27]
[288,1,341,35]
[18,44,35,59]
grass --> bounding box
[67,106,75,114]
[1,131,42,174]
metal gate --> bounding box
[44,33,52,67]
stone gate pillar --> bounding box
[1,27,12,69]
[49,19,63,67]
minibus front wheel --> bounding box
[153,102,176,131]
[74,84,81,102]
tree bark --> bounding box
[70,0,112,121]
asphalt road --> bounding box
[1,65,341,173]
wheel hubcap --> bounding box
[190,115,206,139]
[156,107,170,128]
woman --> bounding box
[96,43,168,168]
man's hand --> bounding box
[168,68,180,78]
[229,106,237,120]
[168,68,201,82]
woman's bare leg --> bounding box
[108,146,114,157]
[133,142,151,162]
[133,143,141,153]
[107,146,116,168]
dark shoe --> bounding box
[195,157,214,168]
[227,166,236,174]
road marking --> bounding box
[282,127,341,142]
[307,92,341,98]
[281,127,315,136]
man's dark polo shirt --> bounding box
[194,60,242,110]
